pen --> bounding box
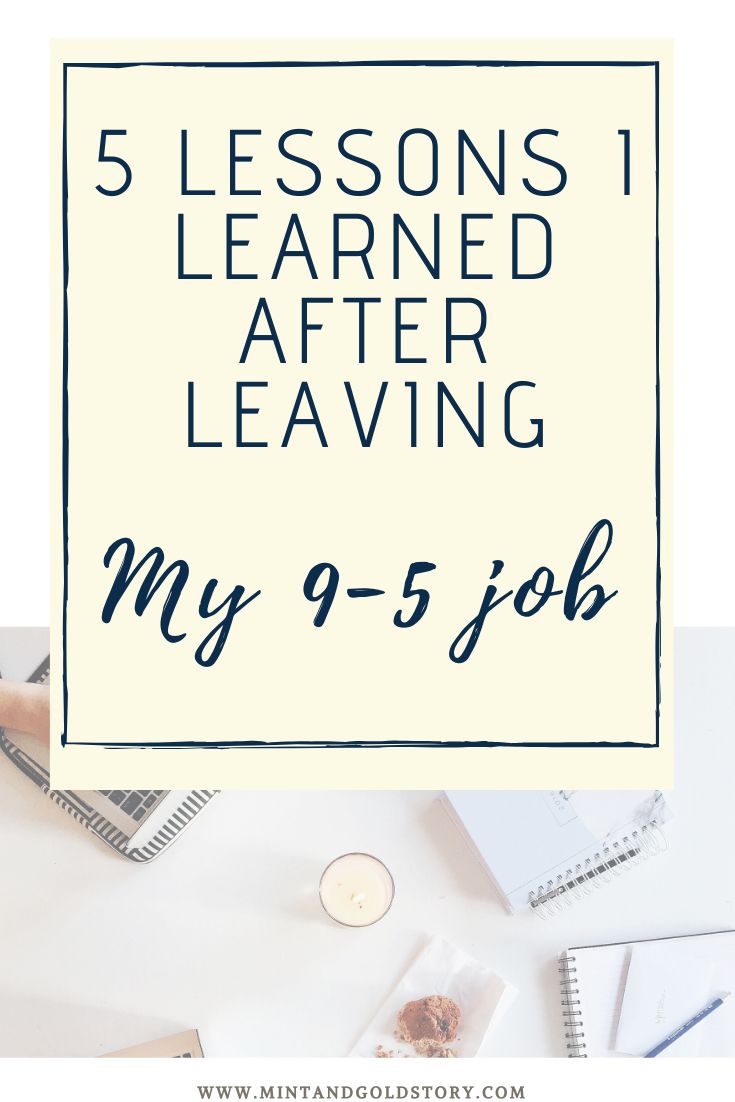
[644,992,731,1057]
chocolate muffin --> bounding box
[396,995,461,1048]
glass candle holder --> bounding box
[319,852,395,927]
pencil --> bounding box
[644,993,731,1057]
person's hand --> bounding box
[0,680,50,744]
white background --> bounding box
[4,1056,735,1098]
[0,1,733,626]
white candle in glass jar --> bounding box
[319,852,395,927]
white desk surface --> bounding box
[0,628,733,1058]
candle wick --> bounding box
[352,891,366,905]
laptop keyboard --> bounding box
[98,789,165,822]
[17,658,168,831]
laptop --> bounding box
[0,627,215,861]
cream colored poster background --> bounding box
[51,40,672,789]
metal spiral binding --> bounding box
[529,820,668,918]
[559,952,587,1057]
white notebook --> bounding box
[559,930,735,1057]
[443,790,672,915]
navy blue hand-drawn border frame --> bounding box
[60,58,661,751]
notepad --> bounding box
[558,930,735,1057]
[615,945,714,1056]
[443,790,672,914]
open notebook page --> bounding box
[564,930,735,1057]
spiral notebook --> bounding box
[559,930,735,1057]
[443,790,672,915]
